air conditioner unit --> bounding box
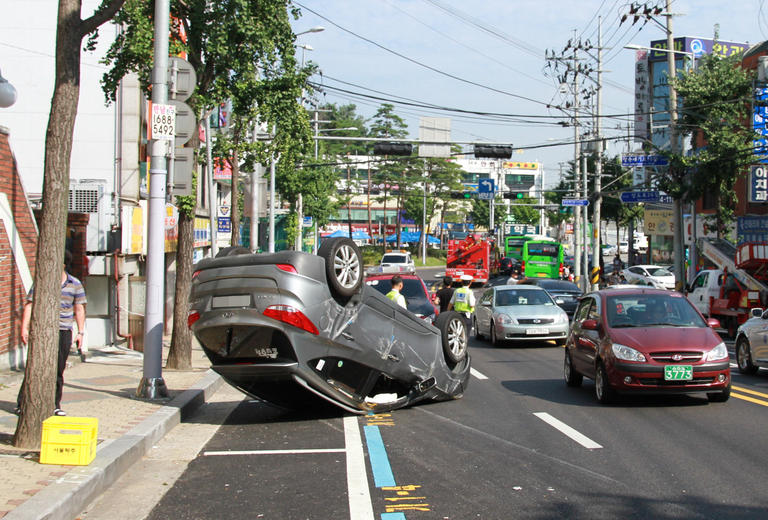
[69,180,109,252]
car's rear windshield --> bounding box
[533,280,580,292]
[381,254,408,264]
[367,278,426,300]
[647,267,672,276]
[495,289,553,306]
[605,293,707,328]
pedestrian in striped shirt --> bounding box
[16,251,86,417]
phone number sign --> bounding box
[151,103,176,139]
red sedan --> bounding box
[564,288,730,404]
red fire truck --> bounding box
[446,234,499,285]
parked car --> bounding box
[378,250,415,273]
[619,240,629,254]
[734,307,768,374]
[473,284,570,346]
[365,272,439,323]
[622,264,675,290]
[187,239,471,414]
[521,278,583,317]
[564,288,730,404]
[602,243,618,257]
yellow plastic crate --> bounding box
[40,416,98,465]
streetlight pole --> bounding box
[137,0,170,399]
[591,17,603,290]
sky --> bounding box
[291,0,768,186]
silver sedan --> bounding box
[473,284,570,346]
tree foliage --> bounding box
[669,52,755,234]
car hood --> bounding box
[608,326,722,353]
[497,304,564,318]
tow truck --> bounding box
[687,239,768,337]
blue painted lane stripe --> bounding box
[363,425,396,487]
[381,513,407,520]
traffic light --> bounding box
[473,144,513,159]
[450,191,473,199]
[373,142,413,156]
[503,192,526,199]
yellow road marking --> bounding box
[732,385,768,399]
[731,392,768,407]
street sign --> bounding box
[171,147,194,196]
[302,216,313,227]
[477,192,494,200]
[167,57,197,102]
[562,198,589,206]
[621,154,669,167]
[478,178,495,194]
[620,190,660,203]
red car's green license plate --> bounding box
[664,365,693,381]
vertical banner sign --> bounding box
[634,50,650,142]
[754,87,768,164]
[750,165,768,202]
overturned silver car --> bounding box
[188,238,471,414]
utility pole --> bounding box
[572,41,582,288]
[137,0,170,399]
[591,17,604,290]
[665,0,685,291]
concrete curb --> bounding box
[4,369,223,520]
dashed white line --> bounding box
[533,412,603,449]
[470,367,489,380]
[203,448,345,456]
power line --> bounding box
[294,2,554,107]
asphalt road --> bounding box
[84,275,768,520]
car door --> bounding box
[476,289,494,336]
[569,296,596,375]
[687,271,709,315]
[751,310,768,364]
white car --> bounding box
[602,243,618,257]
[619,240,629,254]
[379,251,415,273]
[621,264,675,290]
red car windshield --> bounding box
[606,294,707,328]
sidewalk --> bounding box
[0,342,222,520]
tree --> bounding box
[507,198,539,225]
[669,52,755,236]
[14,0,127,449]
[470,198,508,231]
[102,0,310,369]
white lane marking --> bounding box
[533,412,603,449]
[470,367,489,380]
[343,415,375,520]
[203,448,345,456]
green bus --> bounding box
[522,240,564,279]
[504,235,533,262]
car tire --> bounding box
[736,337,759,375]
[490,320,499,347]
[564,349,583,387]
[595,361,617,404]
[707,383,731,403]
[317,237,363,301]
[435,311,468,365]
[473,317,483,340]
[216,246,251,258]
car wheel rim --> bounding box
[333,244,361,289]
[448,319,467,356]
[596,368,604,399]
[738,343,748,369]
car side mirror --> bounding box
[707,317,721,329]
[750,307,763,318]
[582,318,599,330]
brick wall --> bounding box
[0,126,38,365]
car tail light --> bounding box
[276,264,297,274]
[559,263,564,276]
[263,305,319,335]
[521,261,525,273]
[187,311,200,328]
[192,270,200,280]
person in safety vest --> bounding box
[448,274,476,332]
[386,275,407,309]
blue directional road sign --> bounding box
[478,178,495,200]
[562,198,589,206]
[621,154,669,167]
[620,190,660,203]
